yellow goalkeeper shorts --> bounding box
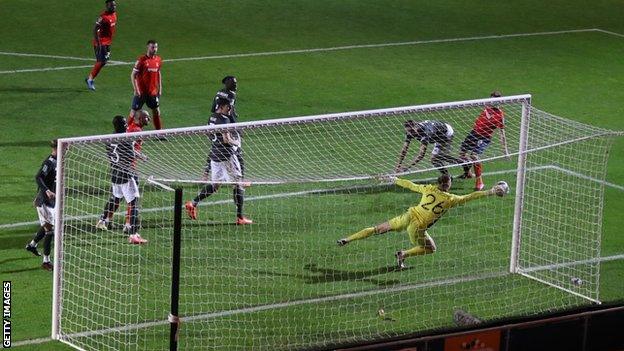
[388,211,428,245]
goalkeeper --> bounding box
[337,175,505,269]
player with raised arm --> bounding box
[458,91,509,190]
[129,40,163,130]
[337,175,507,269]
[185,98,252,225]
[25,140,58,271]
[95,116,147,244]
[85,0,117,91]
[395,120,463,176]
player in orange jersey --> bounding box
[129,40,164,130]
[458,91,509,190]
[85,0,117,91]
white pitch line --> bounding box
[0,62,126,75]
[0,51,95,62]
[594,28,624,38]
[0,28,602,75]
[1,164,623,230]
[13,252,624,346]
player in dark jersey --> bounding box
[86,0,117,91]
[185,98,252,225]
[25,140,58,271]
[95,115,148,244]
[209,76,246,175]
[395,120,463,177]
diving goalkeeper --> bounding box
[337,174,505,269]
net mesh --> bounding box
[54,96,617,350]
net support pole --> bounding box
[510,97,532,273]
[169,188,183,351]
[51,140,66,340]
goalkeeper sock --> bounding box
[30,226,46,246]
[346,227,376,242]
[234,186,244,218]
[403,246,429,257]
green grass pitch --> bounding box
[1,0,623,349]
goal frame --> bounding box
[57,93,615,348]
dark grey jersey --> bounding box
[406,120,452,144]
[208,113,237,162]
[106,141,135,184]
[35,155,57,207]
[211,89,238,122]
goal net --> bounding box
[52,95,618,350]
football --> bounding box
[496,181,510,196]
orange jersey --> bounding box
[93,11,117,46]
[127,120,143,153]
[473,106,505,138]
[133,55,162,96]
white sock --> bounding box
[29,240,37,247]
[43,255,50,263]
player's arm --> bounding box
[406,143,427,169]
[35,161,54,199]
[394,178,426,193]
[499,128,510,159]
[158,67,162,96]
[450,187,498,206]
[93,17,102,46]
[222,131,241,147]
[131,61,141,95]
[395,141,411,172]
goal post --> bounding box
[50,94,620,350]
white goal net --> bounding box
[52,94,618,350]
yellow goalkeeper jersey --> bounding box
[395,178,488,229]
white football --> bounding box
[496,181,510,195]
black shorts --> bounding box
[132,95,159,110]
[94,45,111,63]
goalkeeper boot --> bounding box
[41,262,53,271]
[236,216,253,225]
[95,219,109,230]
[395,251,406,269]
[337,239,349,246]
[475,178,484,191]
[185,201,197,220]
[128,234,148,244]
[25,244,41,257]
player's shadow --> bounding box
[1,266,41,274]
[303,263,409,286]
[255,264,408,287]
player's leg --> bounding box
[472,137,490,190]
[396,226,436,268]
[338,212,407,246]
[147,97,162,130]
[458,134,476,178]
[86,45,109,90]
[128,95,146,125]
[97,186,122,230]
[230,155,252,225]
[186,161,222,219]
[123,178,147,244]
[41,222,54,271]
[25,226,45,256]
